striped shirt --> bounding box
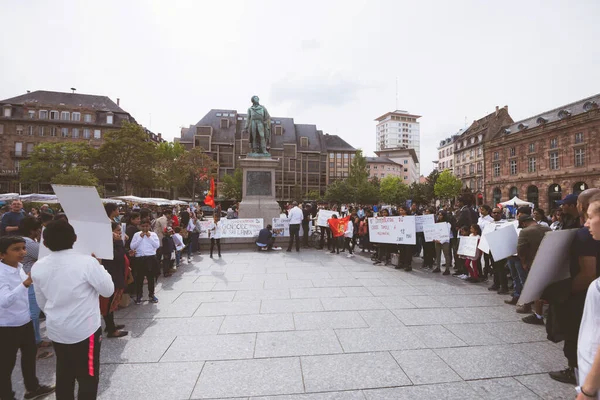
[22,236,39,274]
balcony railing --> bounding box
[10,151,30,158]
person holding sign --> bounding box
[464,224,482,282]
[396,206,413,271]
[422,208,436,269]
[432,211,453,275]
[488,208,510,294]
[208,214,223,258]
[328,215,350,255]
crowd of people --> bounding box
[2,189,600,399]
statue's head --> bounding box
[251,95,260,105]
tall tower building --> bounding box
[375,110,421,174]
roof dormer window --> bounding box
[3,105,12,117]
[558,109,571,119]
[518,123,528,130]
[583,101,598,111]
[503,128,511,135]
[536,117,547,125]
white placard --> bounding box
[485,224,519,261]
[121,222,126,244]
[272,218,311,237]
[317,210,338,227]
[38,185,113,260]
[457,236,479,257]
[220,218,263,238]
[519,229,578,304]
[478,221,507,253]
[198,221,213,239]
[423,222,450,243]
[415,214,435,233]
[368,216,416,245]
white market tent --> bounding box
[499,196,534,208]
[19,194,60,204]
[0,193,19,201]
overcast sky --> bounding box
[2,0,599,175]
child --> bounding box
[208,214,222,258]
[343,216,354,258]
[130,219,160,304]
[456,226,470,280]
[161,227,176,277]
[0,236,56,400]
[32,220,115,399]
[327,215,341,254]
[465,224,483,283]
[173,227,185,268]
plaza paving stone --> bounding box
[12,249,571,399]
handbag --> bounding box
[171,251,176,261]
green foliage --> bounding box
[305,189,322,201]
[176,148,219,201]
[409,182,428,205]
[155,142,187,196]
[52,167,104,196]
[20,142,95,184]
[220,168,243,201]
[380,176,409,205]
[434,170,463,200]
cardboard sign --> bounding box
[197,221,213,239]
[415,214,435,233]
[220,218,263,238]
[478,221,508,254]
[423,222,450,243]
[272,218,311,237]
[317,210,338,227]
[39,185,113,260]
[519,229,579,304]
[368,216,416,245]
[121,222,127,244]
[485,224,519,261]
[457,236,479,258]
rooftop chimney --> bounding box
[117,98,120,106]
[70,88,76,93]
[158,133,162,139]
[495,106,499,115]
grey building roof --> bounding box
[366,156,395,164]
[502,93,600,135]
[375,147,419,164]
[322,133,355,152]
[0,90,127,113]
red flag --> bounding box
[328,215,351,238]
[204,178,215,208]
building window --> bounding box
[550,151,559,170]
[477,162,482,173]
[28,110,35,119]
[39,127,45,137]
[16,125,23,135]
[14,142,22,157]
[60,111,70,120]
[404,176,408,180]
[493,163,500,177]
[220,118,229,129]
[462,165,466,175]
[477,147,482,157]
[469,164,474,174]
[14,160,20,171]
[469,149,474,159]
[50,111,59,120]
[529,143,535,153]
[550,138,558,149]
[493,151,499,161]
[84,114,92,123]
[50,127,57,137]
[528,157,536,173]
[72,128,79,138]
[274,126,283,135]
[61,127,69,138]
[510,160,517,175]
[404,160,408,164]
[575,132,584,144]
[575,148,585,167]
[509,147,516,157]
[39,110,48,119]
[72,112,81,121]
[28,126,34,136]
[94,129,101,139]
[83,129,91,139]
[3,107,11,117]
[107,114,114,124]
[336,153,341,159]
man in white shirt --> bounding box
[0,236,55,400]
[32,220,114,400]
[130,219,161,304]
[286,201,304,252]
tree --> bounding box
[95,122,158,194]
[305,189,322,201]
[324,180,351,204]
[52,167,104,196]
[176,148,219,201]
[20,142,96,185]
[155,142,187,198]
[220,168,243,201]
[346,150,375,204]
[409,182,429,205]
[380,176,409,205]
[434,170,463,201]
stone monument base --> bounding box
[237,157,281,227]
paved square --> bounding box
[16,249,568,399]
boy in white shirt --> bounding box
[130,219,160,304]
[32,220,113,400]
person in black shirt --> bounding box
[302,204,311,248]
[256,225,276,251]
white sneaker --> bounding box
[459,274,468,280]
[272,247,282,251]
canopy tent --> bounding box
[110,196,187,206]
[101,198,125,205]
[499,196,534,208]
[0,193,20,201]
[19,194,60,204]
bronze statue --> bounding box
[244,96,271,155]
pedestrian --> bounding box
[397,206,413,271]
[302,204,311,248]
[208,214,222,258]
[173,227,184,268]
[421,208,436,269]
[130,219,160,305]
[464,224,482,282]
[0,236,56,400]
[286,201,303,252]
[1,200,24,236]
[432,211,453,275]
[101,222,129,338]
[32,220,114,400]
[256,224,277,251]
[343,216,354,258]
[161,227,176,277]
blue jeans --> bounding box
[507,257,528,297]
[28,284,42,344]
[175,250,181,266]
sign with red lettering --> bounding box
[368,216,416,245]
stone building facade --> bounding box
[373,148,419,184]
[0,90,164,194]
[176,109,355,201]
[366,157,405,181]
[485,94,600,211]
[454,106,513,205]
[436,134,458,173]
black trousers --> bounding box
[492,258,508,289]
[302,221,309,246]
[162,253,173,274]
[343,237,353,254]
[398,244,413,267]
[135,256,157,299]
[288,224,300,251]
[422,241,435,267]
[210,238,221,256]
[103,294,116,334]
[330,236,340,253]
[0,321,40,399]
[53,327,102,400]
[319,227,332,250]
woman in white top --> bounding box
[533,208,550,227]
[208,214,223,258]
[433,211,453,275]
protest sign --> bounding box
[272,218,312,237]
[478,221,507,254]
[457,236,479,257]
[423,222,450,243]
[485,223,518,261]
[121,223,127,244]
[415,214,435,233]
[198,221,213,239]
[39,185,113,260]
[368,216,416,245]
[219,218,263,238]
[519,229,578,304]
[317,210,338,227]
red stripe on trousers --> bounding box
[88,333,95,377]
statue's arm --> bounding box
[265,108,271,133]
[244,108,251,131]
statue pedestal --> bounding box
[238,157,281,227]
